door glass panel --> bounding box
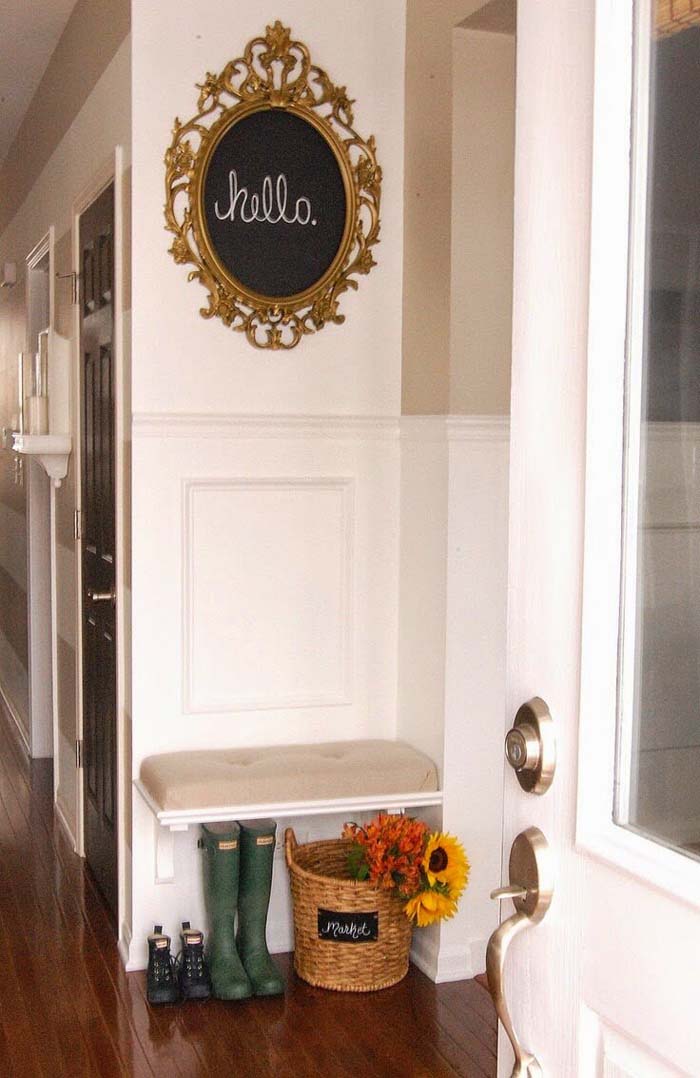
[616,4,700,861]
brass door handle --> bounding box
[486,827,554,1078]
[88,588,116,605]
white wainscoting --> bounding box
[129,413,401,969]
[131,413,401,762]
[128,411,509,976]
[401,415,509,983]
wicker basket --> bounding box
[285,827,413,992]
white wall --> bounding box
[129,0,407,969]
[129,0,513,980]
[132,1,405,418]
[400,417,509,982]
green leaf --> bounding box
[347,844,368,880]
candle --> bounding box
[26,396,48,435]
[17,352,24,433]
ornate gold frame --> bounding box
[164,21,382,350]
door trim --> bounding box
[72,148,127,937]
[577,0,700,909]
[25,229,56,765]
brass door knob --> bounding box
[88,588,116,605]
[487,827,554,1077]
[505,697,556,794]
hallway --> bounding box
[0,701,497,1077]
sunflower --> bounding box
[422,833,469,897]
[404,888,458,927]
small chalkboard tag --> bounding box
[317,909,378,943]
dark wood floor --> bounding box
[0,704,497,1077]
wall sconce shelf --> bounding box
[12,433,72,487]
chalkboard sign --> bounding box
[202,108,349,300]
[165,22,382,350]
[318,909,379,943]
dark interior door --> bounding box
[80,184,117,920]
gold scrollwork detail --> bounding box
[164,21,382,350]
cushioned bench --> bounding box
[135,739,442,883]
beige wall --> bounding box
[402,0,514,415]
[0,0,130,237]
[0,272,29,735]
[450,27,514,414]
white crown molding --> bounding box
[132,412,511,443]
[132,412,401,440]
[400,415,449,442]
[401,414,510,442]
[445,414,510,441]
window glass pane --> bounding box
[617,6,700,861]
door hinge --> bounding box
[56,270,80,305]
[74,508,82,541]
[76,738,83,769]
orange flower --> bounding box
[344,814,429,897]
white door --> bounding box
[498,2,700,1075]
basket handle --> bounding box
[284,827,298,868]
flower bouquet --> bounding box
[343,814,469,926]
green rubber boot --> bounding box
[236,820,285,997]
[200,823,253,1000]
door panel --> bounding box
[80,183,117,920]
[499,2,700,1075]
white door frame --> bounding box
[71,147,128,945]
[25,228,55,762]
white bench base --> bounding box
[135,781,443,884]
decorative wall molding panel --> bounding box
[131,417,400,760]
[582,1010,683,1078]
[182,476,354,713]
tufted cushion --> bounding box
[139,740,439,812]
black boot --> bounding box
[147,925,179,1004]
[178,921,211,1001]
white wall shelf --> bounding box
[12,433,72,487]
[134,779,444,884]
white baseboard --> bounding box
[54,797,77,851]
[410,929,440,980]
[118,922,133,969]
[0,678,30,755]
[268,922,294,956]
[410,932,488,984]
